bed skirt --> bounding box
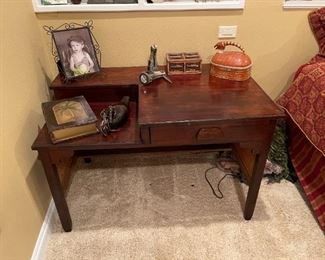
[288,121,325,231]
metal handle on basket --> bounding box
[214,41,245,53]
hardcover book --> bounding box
[42,96,98,144]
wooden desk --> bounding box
[32,65,284,232]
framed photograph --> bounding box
[42,0,68,5]
[52,27,100,79]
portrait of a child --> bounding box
[67,36,95,76]
[52,27,100,79]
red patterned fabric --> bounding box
[277,7,325,231]
[309,7,325,56]
[278,60,325,231]
[277,60,325,155]
[288,121,325,231]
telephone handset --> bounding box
[99,96,130,136]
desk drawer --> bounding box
[148,121,270,145]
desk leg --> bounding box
[233,120,277,220]
[244,151,268,220]
[39,150,72,232]
[243,121,276,220]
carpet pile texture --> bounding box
[44,151,325,259]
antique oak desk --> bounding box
[32,65,284,232]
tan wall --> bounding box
[38,0,318,98]
[0,1,51,259]
[0,0,318,259]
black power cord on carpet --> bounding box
[204,166,243,199]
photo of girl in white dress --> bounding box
[68,36,95,76]
[52,27,100,79]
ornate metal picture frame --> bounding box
[44,20,101,80]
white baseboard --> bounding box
[31,199,55,260]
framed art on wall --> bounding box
[42,0,67,5]
[284,0,325,8]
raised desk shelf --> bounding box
[33,67,143,150]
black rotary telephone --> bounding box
[99,96,130,136]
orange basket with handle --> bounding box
[210,41,252,81]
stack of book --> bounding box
[42,96,98,144]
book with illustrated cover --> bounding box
[42,96,98,144]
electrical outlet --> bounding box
[218,26,237,38]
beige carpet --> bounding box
[44,151,325,260]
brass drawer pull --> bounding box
[197,127,224,140]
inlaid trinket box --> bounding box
[166,52,202,75]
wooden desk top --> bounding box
[51,65,284,125]
[138,65,284,126]
[51,66,142,89]
[33,65,284,150]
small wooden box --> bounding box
[166,52,202,75]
